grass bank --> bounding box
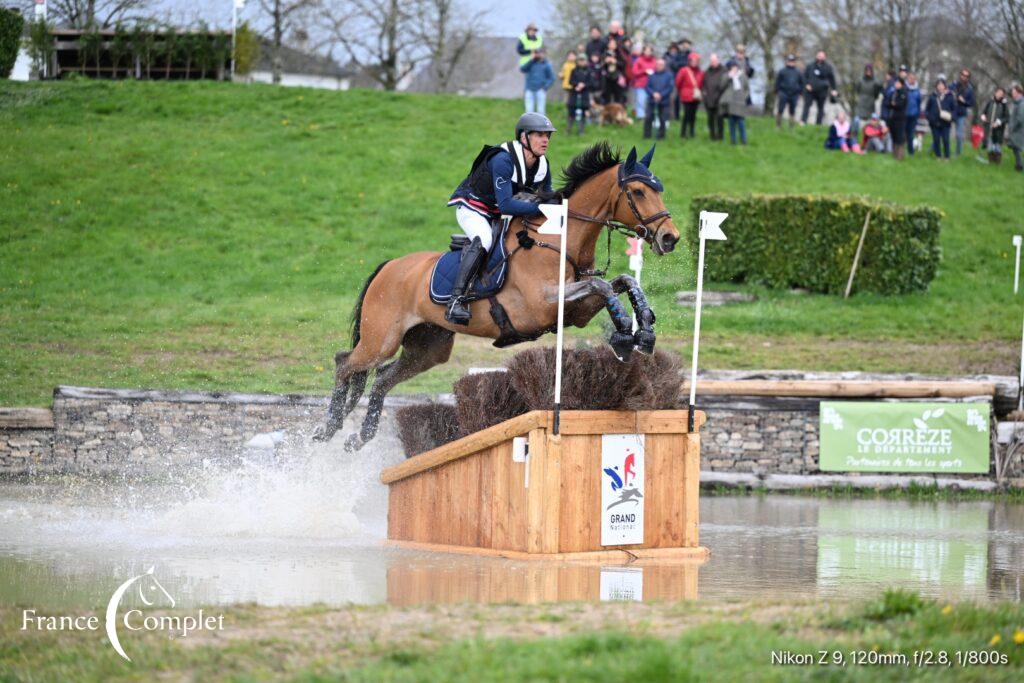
[2,80,1022,406]
[1,590,1022,681]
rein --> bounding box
[517,180,673,279]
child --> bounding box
[825,111,862,153]
[567,54,592,134]
[560,50,576,91]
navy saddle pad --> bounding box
[429,221,510,304]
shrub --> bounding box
[508,346,682,411]
[394,402,460,458]
[233,21,260,77]
[0,8,24,79]
[453,371,529,435]
[687,194,943,295]
[25,18,53,79]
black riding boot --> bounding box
[445,237,486,325]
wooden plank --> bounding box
[507,438,529,552]
[490,442,512,550]
[644,433,681,548]
[636,410,705,434]
[478,446,494,549]
[682,433,701,547]
[661,433,686,548]
[385,539,710,562]
[555,411,637,435]
[559,434,602,552]
[539,433,562,553]
[680,379,996,398]
[381,411,547,484]
[0,408,54,429]
[526,428,548,554]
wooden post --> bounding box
[844,211,872,299]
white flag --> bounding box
[537,202,568,235]
[699,211,729,241]
[235,0,246,9]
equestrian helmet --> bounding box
[515,112,557,139]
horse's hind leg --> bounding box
[344,324,455,452]
[315,329,403,443]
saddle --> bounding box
[428,217,511,305]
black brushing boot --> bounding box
[625,285,657,354]
[605,295,636,362]
[445,237,486,325]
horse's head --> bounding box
[610,146,680,255]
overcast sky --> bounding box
[151,0,552,38]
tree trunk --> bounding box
[273,0,283,84]
[761,51,776,114]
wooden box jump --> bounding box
[381,409,708,561]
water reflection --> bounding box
[1,479,1022,608]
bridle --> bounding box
[571,174,672,245]
[519,167,674,278]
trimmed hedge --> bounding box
[0,8,23,79]
[687,194,943,295]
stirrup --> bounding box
[445,296,472,325]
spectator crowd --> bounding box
[515,20,1024,171]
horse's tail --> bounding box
[351,260,390,349]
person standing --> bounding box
[721,59,750,145]
[853,64,882,133]
[801,50,837,125]
[981,87,1010,164]
[567,54,592,135]
[887,77,909,160]
[601,52,627,105]
[585,26,606,60]
[952,68,975,156]
[676,52,703,138]
[559,49,576,101]
[520,49,555,116]
[516,23,543,68]
[775,54,804,129]
[732,43,755,106]
[702,53,728,141]
[643,58,674,139]
[926,79,956,160]
[665,43,686,120]
[1006,83,1024,172]
[904,73,922,155]
[631,45,657,121]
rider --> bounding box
[444,112,558,325]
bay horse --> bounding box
[314,142,680,451]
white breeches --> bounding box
[456,206,494,251]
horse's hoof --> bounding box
[609,331,635,363]
[311,424,333,443]
[634,329,656,355]
[343,433,364,453]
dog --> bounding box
[591,102,633,127]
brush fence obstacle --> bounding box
[381,409,708,561]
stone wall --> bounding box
[0,376,1009,478]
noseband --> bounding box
[569,172,672,245]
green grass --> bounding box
[2,80,1023,406]
[1,592,1022,681]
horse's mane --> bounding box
[558,142,620,197]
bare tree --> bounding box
[552,0,698,48]
[257,0,321,84]
[322,0,427,91]
[711,0,795,112]
[799,0,879,108]
[958,0,1024,85]
[410,0,486,93]
[48,0,152,28]
[879,0,927,69]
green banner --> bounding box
[819,402,990,473]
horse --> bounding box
[314,142,681,451]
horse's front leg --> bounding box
[562,278,636,362]
[609,274,656,354]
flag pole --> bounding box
[688,211,728,432]
[553,198,569,434]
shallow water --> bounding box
[1,442,1022,608]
